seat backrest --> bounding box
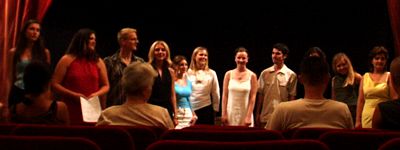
[160,129,284,141]
[291,128,340,139]
[0,135,100,150]
[11,124,135,150]
[147,139,329,150]
[319,130,400,150]
[0,123,18,135]
[379,138,400,150]
[98,125,158,150]
[182,125,266,130]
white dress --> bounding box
[227,71,254,126]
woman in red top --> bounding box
[52,28,109,125]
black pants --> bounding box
[194,105,215,125]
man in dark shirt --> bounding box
[104,28,144,107]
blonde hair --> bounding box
[147,40,172,66]
[117,28,137,42]
[122,62,157,96]
[189,46,209,72]
[332,52,356,86]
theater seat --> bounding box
[160,129,284,141]
[0,135,100,150]
[11,124,134,150]
[319,131,400,150]
[147,139,329,150]
[98,125,159,150]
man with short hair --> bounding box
[255,43,297,127]
[104,28,144,107]
[266,56,354,130]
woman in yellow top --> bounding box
[356,46,398,128]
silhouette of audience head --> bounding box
[23,61,52,104]
[300,56,330,87]
[122,62,157,99]
[304,47,326,60]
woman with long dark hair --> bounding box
[8,19,50,108]
[52,28,109,125]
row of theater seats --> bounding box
[1,123,400,150]
[0,123,163,150]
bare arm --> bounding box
[255,72,264,126]
[355,77,364,128]
[221,71,230,125]
[45,48,51,64]
[244,72,258,126]
[90,58,110,108]
[56,102,70,125]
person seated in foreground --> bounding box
[372,56,400,130]
[96,62,174,129]
[10,61,70,125]
[266,56,354,130]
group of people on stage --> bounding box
[4,19,400,131]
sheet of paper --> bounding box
[80,96,102,122]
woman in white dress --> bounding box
[221,47,258,126]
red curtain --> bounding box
[0,0,52,106]
[388,0,400,57]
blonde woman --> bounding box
[331,52,362,123]
[147,40,178,125]
[187,47,220,125]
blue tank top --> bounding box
[175,79,192,108]
[14,59,31,89]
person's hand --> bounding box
[88,93,98,99]
[173,117,179,126]
[190,115,198,125]
[244,116,252,127]
[355,121,362,128]
[221,116,228,126]
[74,93,86,99]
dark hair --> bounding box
[300,56,330,86]
[304,47,326,60]
[235,46,248,54]
[23,61,52,105]
[368,46,388,72]
[273,43,289,55]
[173,55,187,67]
[66,28,99,61]
[13,19,47,74]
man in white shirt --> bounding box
[255,43,297,127]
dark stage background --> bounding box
[41,1,394,98]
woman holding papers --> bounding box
[52,28,109,125]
